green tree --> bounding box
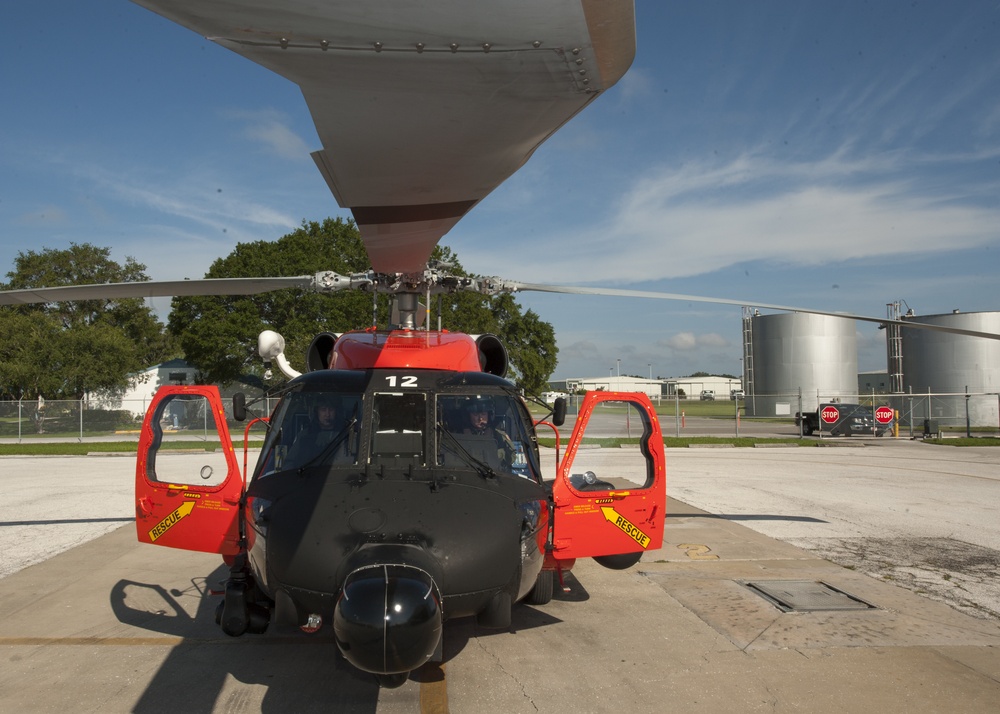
[0,244,174,399]
[168,219,558,393]
[168,218,378,385]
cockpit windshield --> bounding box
[253,385,538,481]
[255,390,363,477]
[437,392,538,480]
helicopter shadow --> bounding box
[110,569,380,713]
[436,570,588,665]
[111,568,591,704]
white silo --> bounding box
[901,310,1000,428]
[745,312,857,417]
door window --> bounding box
[563,400,655,494]
[146,393,230,487]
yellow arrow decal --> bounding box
[600,507,651,548]
[148,500,196,542]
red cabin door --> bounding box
[135,385,243,555]
[551,392,666,561]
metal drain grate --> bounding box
[744,580,876,612]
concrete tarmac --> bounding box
[2,445,999,712]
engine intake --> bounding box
[306,332,340,371]
[473,334,508,377]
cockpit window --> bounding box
[370,392,427,466]
[437,393,538,480]
[255,390,362,477]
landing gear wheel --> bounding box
[593,552,642,570]
[526,569,554,605]
[377,672,409,689]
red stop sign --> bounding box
[875,406,894,424]
[820,406,840,424]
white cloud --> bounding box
[616,67,655,104]
[664,332,696,351]
[660,332,729,352]
[79,161,299,236]
[227,109,310,160]
[465,147,1000,286]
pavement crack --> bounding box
[473,635,539,712]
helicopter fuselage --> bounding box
[243,369,549,627]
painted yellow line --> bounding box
[677,543,720,560]
[419,662,449,714]
[0,637,188,646]
[0,636,342,646]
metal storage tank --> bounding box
[901,310,1000,428]
[745,312,857,417]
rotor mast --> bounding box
[311,263,517,331]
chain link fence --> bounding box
[714,389,999,438]
[4,388,998,442]
[559,388,1000,438]
[0,394,277,443]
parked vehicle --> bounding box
[730,389,745,400]
[699,390,715,401]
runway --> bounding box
[1,443,999,711]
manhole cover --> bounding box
[744,580,876,612]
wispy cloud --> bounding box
[82,162,299,235]
[5,151,305,282]
[660,332,729,352]
[463,145,1000,285]
[229,109,311,160]
[616,66,655,104]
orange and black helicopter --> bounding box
[3,0,1000,688]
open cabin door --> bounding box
[551,392,665,562]
[135,385,243,556]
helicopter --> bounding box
[3,0,1000,691]
[123,265,670,689]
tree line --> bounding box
[0,219,557,400]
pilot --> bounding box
[464,400,492,436]
[287,395,349,466]
[461,397,514,470]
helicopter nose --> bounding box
[333,564,442,679]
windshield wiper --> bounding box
[296,417,358,474]
[436,422,499,480]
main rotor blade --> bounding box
[509,281,1000,342]
[0,276,315,306]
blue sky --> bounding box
[3,1,999,381]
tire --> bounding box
[593,552,643,570]
[801,422,813,436]
[526,570,554,605]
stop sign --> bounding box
[875,406,894,424]
[820,405,840,424]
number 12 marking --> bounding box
[385,375,418,388]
